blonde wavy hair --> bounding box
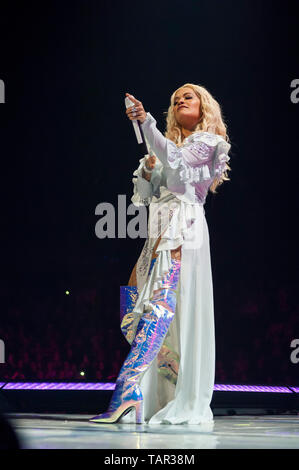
[163,83,231,193]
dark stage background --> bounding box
[0,0,298,385]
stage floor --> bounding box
[3,413,299,449]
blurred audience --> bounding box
[0,270,298,385]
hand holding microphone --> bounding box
[125,93,157,174]
[125,93,147,124]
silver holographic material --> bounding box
[120,285,138,344]
[89,258,181,424]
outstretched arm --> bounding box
[125,93,230,185]
[125,93,170,168]
[125,93,228,171]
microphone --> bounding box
[125,96,149,156]
[125,96,144,143]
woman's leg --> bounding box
[170,245,181,261]
[90,247,181,424]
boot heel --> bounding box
[134,401,144,424]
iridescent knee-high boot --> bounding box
[89,257,181,424]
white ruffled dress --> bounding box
[120,113,231,424]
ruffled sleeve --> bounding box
[173,133,231,184]
[131,155,166,207]
[140,113,231,185]
[210,138,231,181]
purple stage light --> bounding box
[213,384,293,393]
[3,382,116,390]
[1,382,297,392]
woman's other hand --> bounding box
[142,155,157,181]
[125,93,147,124]
[145,155,156,170]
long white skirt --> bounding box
[120,194,215,424]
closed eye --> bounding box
[174,96,193,106]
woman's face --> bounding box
[173,87,201,130]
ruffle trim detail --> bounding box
[132,195,152,206]
[214,152,230,176]
[166,133,230,185]
[181,131,222,147]
[131,156,152,207]
[179,163,211,183]
[131,154,165,206]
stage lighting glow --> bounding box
[1,382,297,392]
[2,382,116,390]
[65,290,70,295]
[80,371,85,376]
